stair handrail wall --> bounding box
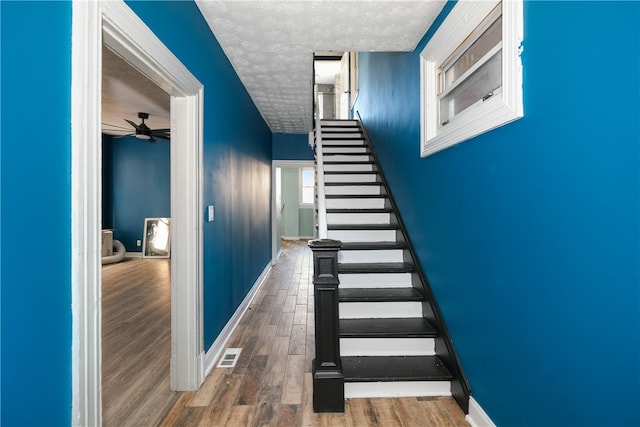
[355,112,471,413]
[315,117,329,239]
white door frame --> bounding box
[271,160,315,264]
[71,2,204,425]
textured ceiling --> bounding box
[102,45,170,137]
[195,1,446,133]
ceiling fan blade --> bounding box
[113,134,134,139]
[151,129,170,137]
[124,119,141,131]
[102,123,132,131]
[149,135,157,143]
[151,128,171,132]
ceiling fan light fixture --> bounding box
[135,134,151,140]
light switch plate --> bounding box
[208,205,214,222]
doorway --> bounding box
[272,160,315,264]
[72,2,204,424]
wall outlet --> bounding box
[136,239,142,247]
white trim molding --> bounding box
[203,262,272,375]
[466,396,497,427]
[72,1,204,424]
[420,0,523,157]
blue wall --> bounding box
[103,134,171,252]
[1,2,73,426]
[125,1,273,348]
[2,1,272,424]
[355,1,640,426]
[272,133,314,160]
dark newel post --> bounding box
[308,238,344,413]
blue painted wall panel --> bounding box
[0,2,73,426]
[355,1,640,425]
[126,1,273,348]
[104,135,171,252]
[272,133,314,160]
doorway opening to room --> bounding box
[313,51,358,120]
[71,2,204,425]
[272,161,315,263]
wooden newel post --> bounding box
[308,238,344,413]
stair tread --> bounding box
[341,242,405,250]
[339,262,414,273]
[327,208,392,213]
[325,182,382,186]
[325,195,387,199]
[323,160,375,165]
[340,318,437,338]
[342,355,453,382]
[324,171,376,175]
[339,287,423,302]
[328,224,399,230]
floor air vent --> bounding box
[217,348,242,368]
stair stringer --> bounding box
[357,118,472,414]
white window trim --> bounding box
[420,0,523,157]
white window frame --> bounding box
[300,167,315,206]
[420,0,523,157]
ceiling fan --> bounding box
[106,112,170,142]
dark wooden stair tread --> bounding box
[324,170,376,175]
[328,224,399,230]
[342,356,453,382]
[340,242,404,250]
[323,160,375,165]
[325,194,385,199]
[340,318,437,338]
[326,208,391,213]
[338,262,414,274]
[324,182,382,186]
[339,287,423,302]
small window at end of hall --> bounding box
[300,168,315,205]
[420,0,523,157]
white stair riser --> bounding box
[324,164,374,172]
[322,140,366,147]
[327,212,390,224]
[323,146,369,154]
[321,120,358,126]
[324,154,370,162]
[321,127,360,132]
[339,272,412,288]
[324,174,377,183]
[325,198,386,210]
[322,133,363,139]
[327,229,396,242]
[339,302,422,319]
[338,249,403,263]
[345,381,451,399]
[340,338,435,356]
[325,186,381,196]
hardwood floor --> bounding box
[102,256,179,426]
[159,240,470,427]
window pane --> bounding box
[301,169,314,187]
[440,50,502,124]
[301,187,314,204]
[445,15,502,89]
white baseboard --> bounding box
[466,396,496,427]
[202,261,272,376]
[125,252,142,258]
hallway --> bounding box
[160,240,468,426]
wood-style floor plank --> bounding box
[109,241,469,426]
[102,257,180,427]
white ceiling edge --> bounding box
[195,1,446,133]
